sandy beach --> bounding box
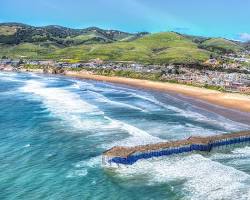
[66,70,250,113]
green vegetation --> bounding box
[203,84,225,92]
[0,23,248,65]
[93,68,162,81]
[65,34,106,45]
[47,32,211,64]
[0,43,57,59]
[200,38,243,53]
[0,31,211,64]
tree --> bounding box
[1,56,8,59]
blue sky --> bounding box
[0,0,250,41]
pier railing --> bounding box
[102,131,250,166]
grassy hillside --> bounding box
[0,32,211,64]
[1,23,248,65]
[0,43,57,58]
[200,38,243,53]
[48,32,211,64]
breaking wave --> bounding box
[20,80,161,146]
[115,154,250,200]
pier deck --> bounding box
[102,131,250,166]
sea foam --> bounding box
[115,154,250,200]
[20,80,160,146]
[20,80,105,130]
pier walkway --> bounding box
[102,131,250,166]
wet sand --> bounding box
[163,92,250,125]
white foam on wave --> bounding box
[71,80,119,94]
[23,144,31,148]
[158,123,223,140]
[0,76,19,82]
[130,92,172,109]
[71,80,156,112]
[69,79,247,147]
[131,91,249,132]
[20,80,99,114]
[104,116,163,147]
[86,90,147,112]
[20,80,106,130]
[115,154,250,200]
[71,79,248,133]
[71,80,95,90]
[165,94,250,131]
[128,91,249,132]
[0,72,18,77]
[68,80,163,144]
[75,156,101,169]
[211,146,250,168]
[70,80,230,142]
[233,146,250,155]
[165,103,248,133]
[20,80,161,147]
[0,72,21,82]
[66,169,88,178]
[124,92,243,136]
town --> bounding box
[1,54,250,94]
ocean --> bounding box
[0,71,250,200]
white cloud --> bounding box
[239,33,250,41]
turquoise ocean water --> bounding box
[0,72,250,200]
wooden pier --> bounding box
[102,131,250,166]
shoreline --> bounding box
[65,70,250,113]
[2,69,250,124]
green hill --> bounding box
[200,38,243,53]
[48,32,211,64]
[0,31,211,64]
[0,23,248,65]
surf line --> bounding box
[102,130,250,166]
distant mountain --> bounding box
[0,23,148,46]
[0,23,248,65]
